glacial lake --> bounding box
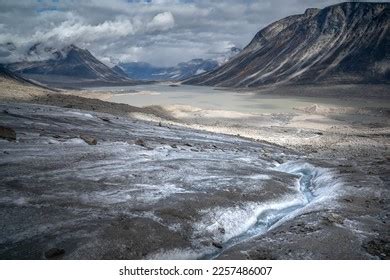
[89,84,387,114]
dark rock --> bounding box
[100,117,110,122]
[45,248,65,259]
[323,213,344,225]
[289,222,318,234]
[80,134,97,145]
[170,144,177,148]
[363,239,390,260]
[0,126,16,141]
[135,139,147,147]
[247,248,275,260]
[212,242,223,249]
[274,158,284,164]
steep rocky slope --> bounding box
[185,2,389,87]
[0,64,55,91]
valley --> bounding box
[1,74,388,259]
[0,1,389,260]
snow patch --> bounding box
[195,69,206,75]
[249,174,271,180]
[69,111,94,118]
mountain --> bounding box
[117,47,242,81]
[111,65,129,78]
[215,47,242,65]
[0,64,30,84]
[118,59,219,81]
[117,62,165,80]
[0,64,55,91]
[185,2,389,87]
[6,45,134,88]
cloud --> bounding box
[148,12,175,31]
[38,19,136,43]
[0,0,388,66]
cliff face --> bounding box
[185,2,389,87]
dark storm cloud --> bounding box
[0,0,387,66]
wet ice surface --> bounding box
[0,102,339,259]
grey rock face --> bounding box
[185,2,389,87]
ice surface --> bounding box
[0,103,343,259]
[193,195,305,243]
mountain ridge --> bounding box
[117,47,241,81]
[118,58,218,81]
[5,45,135,88]
[185,2,389,87]
[0,64,57,91]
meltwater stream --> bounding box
[202,161,325,260]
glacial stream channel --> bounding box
[202,162,323,260]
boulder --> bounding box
[45,248,65,259]
[80,134,97,145]
[0,126,16,141]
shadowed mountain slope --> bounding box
[185,2,389,87]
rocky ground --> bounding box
[0,79,389,260]
[129,98,390,260]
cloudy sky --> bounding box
[0,0,386,66]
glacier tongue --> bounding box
[0,102,341,260]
